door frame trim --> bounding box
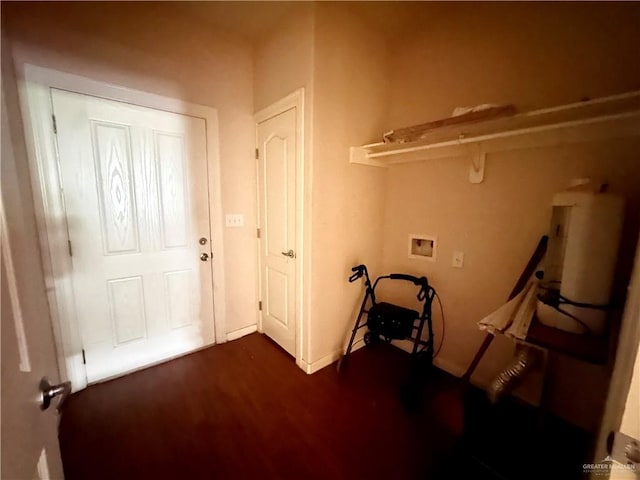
[254,89,307,371]
[593,234,640,465]
[16,63,227,390]
[0,106,32,373]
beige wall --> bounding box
[2,2,257,337]
[253,4,315,113]
[387,2,640,128]
[381,2,640,430]
[309,4,390,363]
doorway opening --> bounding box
[18,64,227,390]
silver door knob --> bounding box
[627,440,640,464]
[607,431,640,466]
[200,253,209,261]
[39,377,71,412]
[281,249,296,258]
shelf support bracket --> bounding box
[349,146,388,168]
[469,143,485,184]
[349,146,368,164]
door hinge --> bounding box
[67,240,73,257]
[258,301,262,311]
[81,349,86,364]
[257,228,261,239]
[255,148,259,160]
[52,115,57,134]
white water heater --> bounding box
[536,180,624,335]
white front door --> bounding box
[52,89,215,383]
[257,107,297,356]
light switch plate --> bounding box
[225,214,244,227]
[452,251,464,268]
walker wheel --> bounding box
[364,332,380,345]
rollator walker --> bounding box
[338,264,436,372]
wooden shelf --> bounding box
[524,317,609,365]
[350,90,640,170]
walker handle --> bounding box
[349,265,366,283]
[389,273,428,287]
[390,273,430,301]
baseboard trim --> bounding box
[301,339,495,388]
[387,343,495,389]
[305,350,340,374]
[431,354,493,389]
[226,324,258,342]
[432,356,466,378]
[303,338,366,375]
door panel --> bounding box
[108,276,147,344]
[258,108,297,356]
[52,89,215,383]
[165,269,194,329]
[267,267,288,326]
[265,135,287,255]
[156,131,189,249]
[93,121,139,254]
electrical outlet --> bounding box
[452,251,464,268]
[225,214,244,227]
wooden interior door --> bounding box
[257,107,297,356]
[598,236,640,479]
[1,85,64,479]
[52,89,215,383]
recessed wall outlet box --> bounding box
[225,214,244,227]
[452,251,464,268]
[408,234,436,261]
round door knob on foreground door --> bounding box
[200,253,209,261]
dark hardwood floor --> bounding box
[59,333,589,480]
